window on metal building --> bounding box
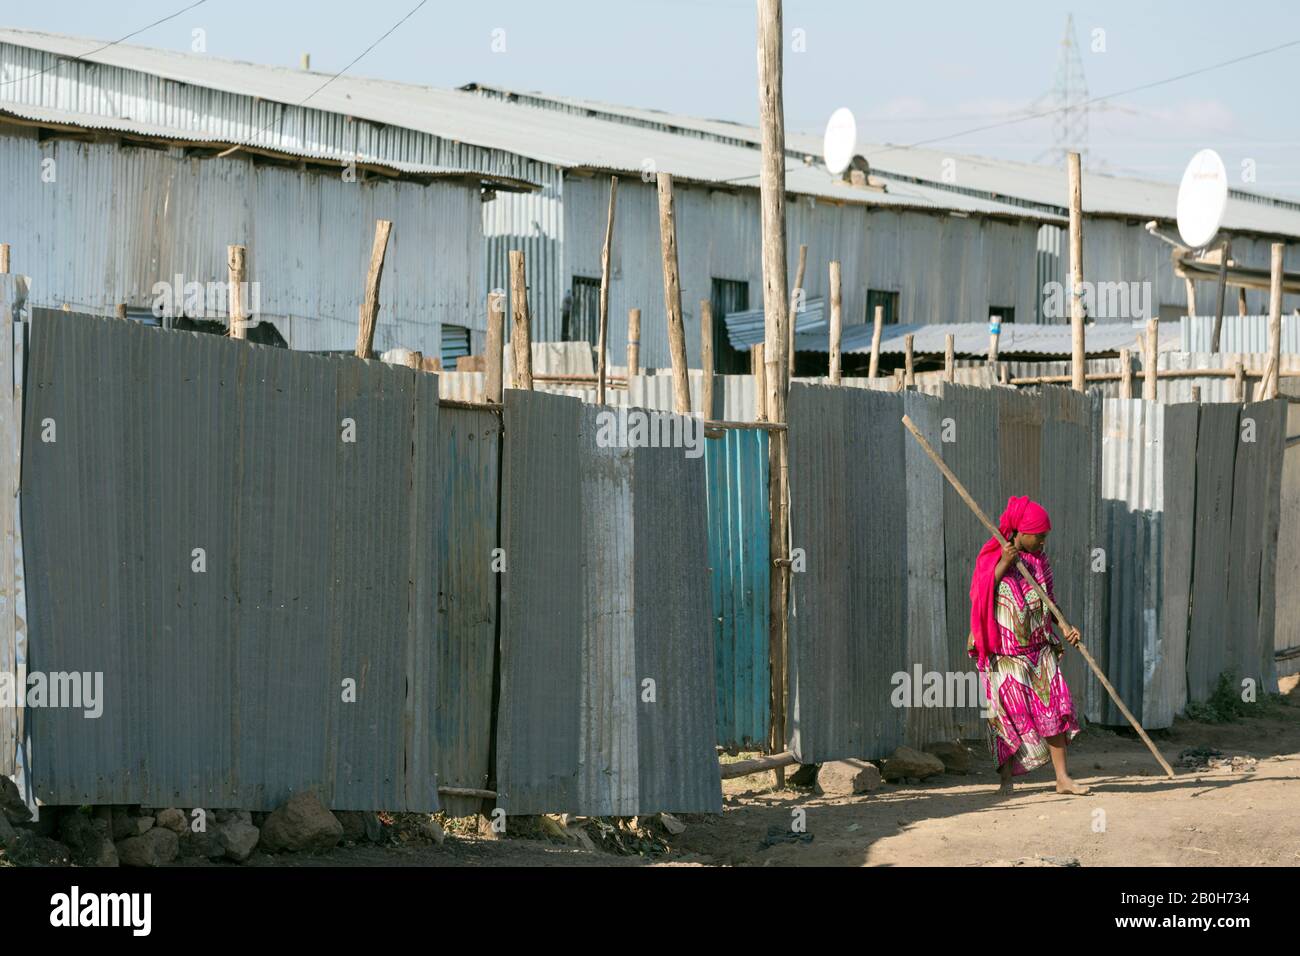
[441,324,470,369]
[711,278,750,374]
[565,276,602,346]
[866,289,900,325]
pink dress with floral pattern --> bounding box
[967,550,1080,775]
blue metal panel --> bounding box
[705,428,769,751]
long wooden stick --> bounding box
[596,176,617,405]
[899,414,1176,779]
[656,173,691,415]
[355,219,392,358]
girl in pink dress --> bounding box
[968,496,1089,795]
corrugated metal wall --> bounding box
[0,276,26,780]
[786,384,909,763]
[705,427,769,751]
[22,312,443,810]
[495,390,721,814]
[435,406,500,816]
[1181,315,1300,354]
[562,176,1043,369]
[0,127,483,355]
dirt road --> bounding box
[233,675,1300,868]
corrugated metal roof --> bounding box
[22,313,444,810]
[463,83,1300,240]
[0,29,1058,218]
[789,320,1182,357]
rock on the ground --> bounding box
[0,811,16,848]
[420,816,446,845]
[216,819,260,862]
[336,810,383,844]
[58,811,118,867]
[116,827,178,867]
[112,812,153,841]
[0,776,31,824]
[155,808,187,834]
[924,741,973,775]
[881,746,946,782]
[259,792,343,853]
[659,812,687,835]
[816,759,882,796]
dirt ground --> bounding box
[220,674,1300,868]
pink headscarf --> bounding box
[969,496,1052,668]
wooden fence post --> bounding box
[626,307,641,377]
[1119,347,1133,399]
[828,260,842,385]
[868,304,883,378]
[1143,318,1158,401]
[508,250,533,390]
[787,243,807,387]
[1068,152,1086,391]
[354,220,392,358]
[700,299,714,419]
[656,172,691,415]
[486,290,505,403]
[1262,242,1284,400]
[596,176,618,405]
[944,334,955,383]
[228,244,247,340]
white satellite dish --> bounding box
[822,107,857,177]
[1176,148,1228,248]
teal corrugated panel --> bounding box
[705,428,769,751]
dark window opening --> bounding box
[988,306,1015,325]
[565,276,601,347]
[867,289,900,326]
[710,278,750,374]
[441,324,470,369]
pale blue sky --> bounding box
[7,0,1300,196]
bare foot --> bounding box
[1055,779,1091,795]
[998,778,1014,795]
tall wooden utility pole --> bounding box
[1067,152,1086,391]
[757,0,790,785]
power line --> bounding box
[0,0,209,88]
[872,36,1300,158]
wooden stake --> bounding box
[0,243,9,274]
[596,176,618,405]
[1191,386,1201,404]
[1143,319,1158,401]
[988,315,1001,365]
[508,249,533,390]
[904,334,915,387]
[1067,152,1086,392]
[752,343,767,422]
[626,307,641,377]
[656,173,691,415]
[1119,347,1133,399]
[999,364,1009,386]
[1233,361,1245,403]
[115,303,127,320]
[1211,239,1229,352]
[944,334,955,383]
[700,299,715,419]
[1237,286,1248,316]
[868,304,883,378]
[757,0,790,780]
[486,290,505,403]
[354,219,392,358]
[1263,242,1284,401]
[227,244,247,340]
[828,260,842,385]
[900,414,1176,779]
[787,243,807,386]
[1184,277,1197,320]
